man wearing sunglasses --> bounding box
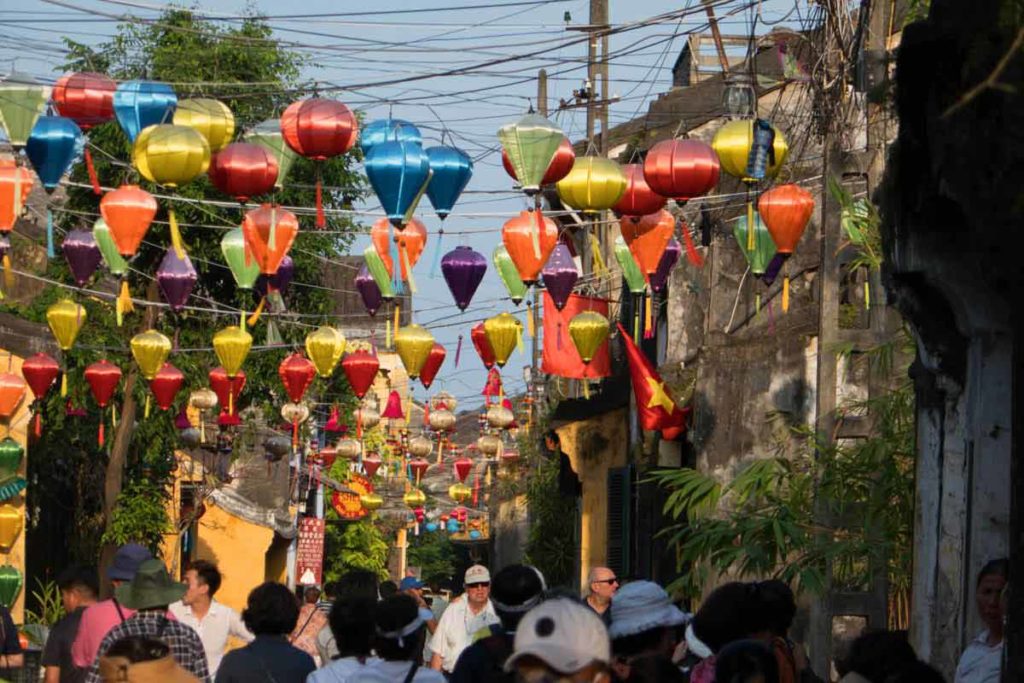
[584,567,618,627]
[429,565,499,676]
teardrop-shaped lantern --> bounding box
[501,210,559,285]
[712,119,789,183]
[354,265,384,316]
[483,313,521,368]
[568,311,610,364]
[61,229,101,286]
[279,353,316,403]
[113,80,177,142]
[21,353,59,402]
[613,236,647,294]
[0,375,26,420]
[243,119,297,191]
[130,329,172,380]
[84,360,121,408]
[92,219,128,276]
[242,204,299,274]
[441,246,487,311]
[492,245,528,305]
[100,185,158,258]
[733,212,778,275]
[132,124,211,188]
[360,119,422,157]
[643,139,720,203]
[173,98,235,152]
[497,113,565,195]
[150,363,184,411]
[620,209,676,277]
[371,217,426,281]
[365,141,431,228]
[425,146,473,220]
[555,157,627,213]
[25,116,84,191]
[305,326,347,378]
[757,184,815,254]
[419,343,446,390]
[213,325,252,377]
[395,324,436,379]
[220,228,260,289]
[614,163,668,217]
[156,248,197,311]
[650,238,682,293]
[502,137,575,186]
[471,322,496,370]
[541,243,578,311]
[0,160,34,234]
[209,142,279,202]
[341,349,380,399]
[46,299,86,351]
[0,72,51,149]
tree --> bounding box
[407,529,457,586]
[521,430,577,588]
[323,521,390,583]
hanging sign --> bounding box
[294,517,325,587]
[330,473,372,521]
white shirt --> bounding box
[955,630,1003,683]
[305,655,380,682]
[428,598,498,673]
[169,599,253,673]
[350,659,447,682]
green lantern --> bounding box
[363,246,395,299]
[492,245,528,305]
[220,228,260,289]
[497,113,565,195]
[733,212,777,275]
[243,119,298,191]
[0,565,22,609]
[613,236,646,294]
[0,438,22,485]
[0,72,51,149]
[93,219,129,276]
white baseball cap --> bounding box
[505,598,611,674]
[465,565,491,584]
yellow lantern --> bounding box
[568,311,610,364]
[0,504,23,553]
[449,483,472,504]
[555,157,627,213]
[408,435,433,458]
[336,438,361,460]
[486,404,515,430]
[46,299,86,351]
[395,324,435,379]
[130,329,171,380]
[213,325,252,377]
[305,326,346,377]
[359,492,383,512]
[711,120,789,183]
[133,124,212,187]
[477,434,501,457]
[172,98,235,152]
[403,488,427,509]
[483,313,522,368]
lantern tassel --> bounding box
[746,196,755,252]
[756,293,762,315]
[116,280,133,327]
[583,380,590,399]
[34,411,41,438]
[144,393,151,419]
[430,229,444,278]
[60,371,67,397]
[527,302,535,338]
[168,207,185,259]
[681,224,704,267]
[634,302,640,343]
[531,210,542,258]
[783,276,790,313]
[644,293,653,339]
[247,296,266,327]
[315,174,325,228]
[85,147,101,195]
[401,243,417,294]
[455,334,463,368]
[393,304,400,347]
[2,254,13,293]
[864,280,870,310]
[386,319,392,349]
[98,417,104,447]
[589,233,607,275]
[46,208,55,259]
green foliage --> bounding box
[407,529,456,586]
[23,579,64,629]
[323,520,390,583]
[829,175,882,272]
[522,431,577,588]
[101,480,171,557]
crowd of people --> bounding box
[4,543,1006,682]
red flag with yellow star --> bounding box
[617,323,689,433]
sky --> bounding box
[0,0,804,407]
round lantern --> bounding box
[25,116,84,191]
[242,204,299,275]
[212,325,252,377]
[408,436,433,459]
[483,313,522,368]
[243,119,298,191]
[395,324,435,379]
[156,248,197,312]
[180,428,202,449]
[46,299,86,351]
[61,229,101,287]
[642,139,720,202]
[189,388,218,412]
[0,375,26,421]
[100,185,158,258]
[305,327,346,378]
[711,119,789,183]
[441,246,487,312]
[419,343,446,390]
[430,391,458,412]
[220,228,260,290]
[0,160,35,234]
[477,434,501,457]
[757,184,815,254]
[614,163,668,216]
[501,137,575,186]
[497,113,566,195]
[449,483,472,504]
[403,488,427,509]
[370,217,426,283]
[471,322,496,370]
[53,72,116,131]
[150,363,184,411]
[568,311,610,364]
[130,329,172,380]
[360,119,422,157]
[209,142,279,202]
[359,492,383,511]
[428,409,456,433]
[619,209,676,277]
[555,157,627,213]
[173,98,235,152]
[113,80,177,143]
[336,438,361,460]
[492,245,528,305]
[264,436,291,461]
[425,145,473,220]
[278,353,316,403]
[354,404,380,432]
[486,405,515,430]
[541,243,578,311]
[132,124,211,187]
[341,350,380,399]
[354,265,384,316]
[501,210,559,285]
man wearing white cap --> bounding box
[428,565,499,675]
[504,598,613,682]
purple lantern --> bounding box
[440,245,487,311]
[354,264,384,316]
[650,238,681,293]
[541,242,578,311]
[62,229,102,287]
[255,255,294,298]
[156,247,197,311]
[761,252,786,286]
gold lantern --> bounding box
[213,325,252,377]
[354,404,380,432]
[359,492,383,512]
[568,311,611,364]
[483,313,522,368]
[130,329,172,380]
[0,504,22,553]
[46,299,86,351]
[403,488,427,509]
[394,324,435,379]
[173,98,235,152]
[188,388,218,442]
[555,156,628,213]
[336,438,361,460]
[407,435,433,459]
[305,326,346,378]
[449,483,472,504]
[281,401,310,425]
[430,391,458,412]
[428,409,456,433]
[711,120,789,183]
[477,434,501,458]
[486,404,515,430]
[133,124,211,187]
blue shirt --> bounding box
[215,635,316,683]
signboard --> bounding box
[330,473,373,521]
[295,517,325,586]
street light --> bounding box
[723,73,756,120]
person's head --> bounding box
[755,580,796,637]
[609,581,689,667]
[587,567,618,605]
[99,636,197,683]
[337,569,379,602]
[491,564,546,632]
[975,558,1008,634]
[690,582,769,653]
[303,586,321,605]
[329,595,376,659]
[714,639,780,683]
[322,581,337,601]
[840,630,916,682]
[107,543,153,587]
[242,582,301,636]
[113,559,186,612]
[378,580,398,599]
[464,565,491,609]
[56,565,99,612]
[621,653,687,683]
[182,560,221,607]
[505,598,612,682]
[544,430,560,452]
[399,576,425,598]
[374,594,427,662]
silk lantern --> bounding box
[425,146,473,220]
[150,363,184,411]
[408,438,432,460]
[208,367,245,416]
[371,217,426,287]
[501,137,574,186]
[471,322,496,370]
[497,113,565,195]
[712,119,789,183]
[365,141,431,228]
[360,119,422,156]
[281,401,310,445]
[0,374,26,420]
[453,457,473,483]
[614,163,667,216]
[382,390,404,419]
[650,238,681,293]
[355,403,381,432]
[441,246,486,311]
[612,236,647,295]
[0,71,51,149]
[242,204,299,275]
[100,185,158,257]
[568,311,610,364]
[255,255,293,298]
[243,119,297,191]
[483,313,521,368]
[0,159,34,234]
[279,353,316,403]
[173,98,235,152]
[341,350,379,399]
[419,343,446,390]
[363,247,395,301]
[130,329,172,380]
[0,438,23,483]
[26,116,84,255]
[541,243,578,311]
[449,483,472,504]
[620,209,676,277]
[85,359,121,445]
[643,139,720,202]
[336,438,361,461]
[220,228,260,289]
[21,352,59,407]
[354,265,384,316]
[209,142,279,202]
[403,488,427,509]
[395,325,435,379]
[156,248,197,311]
[0,505,23,553]
[213,325,252,377]
[733,212,777,276]
[758,183,814,313]
[359,491,383,509]
[113,80,177,142]
[492,245,528,305]
[305,326,347,377]
[501,210,558,285]
[53,71,117,193]
[62,229,102,286]
[0,565,22,609]
[46,299,86,351]
[555,157,627,213]
[487,404,515,429]
[431,391,457,412]
[429,408,456,433]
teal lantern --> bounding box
[364,141,432,228]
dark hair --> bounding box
[329,597,376,658]
[104,635,170,663]
[57,565,99,599]
[977,558,1009,586]
[187,560,222,598]
[624,653,687,682]
[756,580,796,636]
[491,565,544,631]
[303,586,321,604]
[379,580,398,599]
[691,582,768,653]
[882,661,946,683]
[374,594,425,661]
[612,626,674,659]
[337,569,379,602]
[544,430,560,446]
[841,630,916,682]
[714,639,780,683]
[242,582,300,636]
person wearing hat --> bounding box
[504,598,613,682]
[83,559,209,683]
[71,544,155,670]
[401,576,439,636]
[97,635,198,683]
[353,594,445,682]
[428,565,499,675]
[607,581,690,681]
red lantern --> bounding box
[21,353,60,403]
[84,360,121,408]
[642,139,720,203]
[242,204,299,275]
[382,390,404,419]
[362,455,381,478]
[341,350,379,399]
[453,506,468,523]
[757,183,815,254]
[208,366,246,416]
[420,343,446,390]
[501,210,559,285]
[471,323,496,370]
[150,363,184,411]
[278,353,315,403]
[53,72,117,194]
[453,457,473,483]
[208,142,279,203]
[320,445,337,469]
[501,138,575,186]
[614,164,667,217]
[620,209,676,276]
[100,185,159,257]
[409,458,430,482]
[0,373,26,420]
[371,218,426,281]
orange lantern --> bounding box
[0,159,33,234]
[370,217,426,281]
[99,185,158,258]
[242,204,299,275]
[757,183,815,254]
[0,374,26,421]
[619,209,676,277]
[501,210,558,285]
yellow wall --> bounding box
[0,350,28,623]
[555,408,628,589]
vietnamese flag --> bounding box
[617,322,689,434]
[542,293,611,379]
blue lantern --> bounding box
[360,119,422,157]
[469,529,482,540]
[425,146,473,221]
[113,80,177,142]
[425,522,438,533]
[446,519,460,534]
[365,140,431,228]
[25,116,84,192]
